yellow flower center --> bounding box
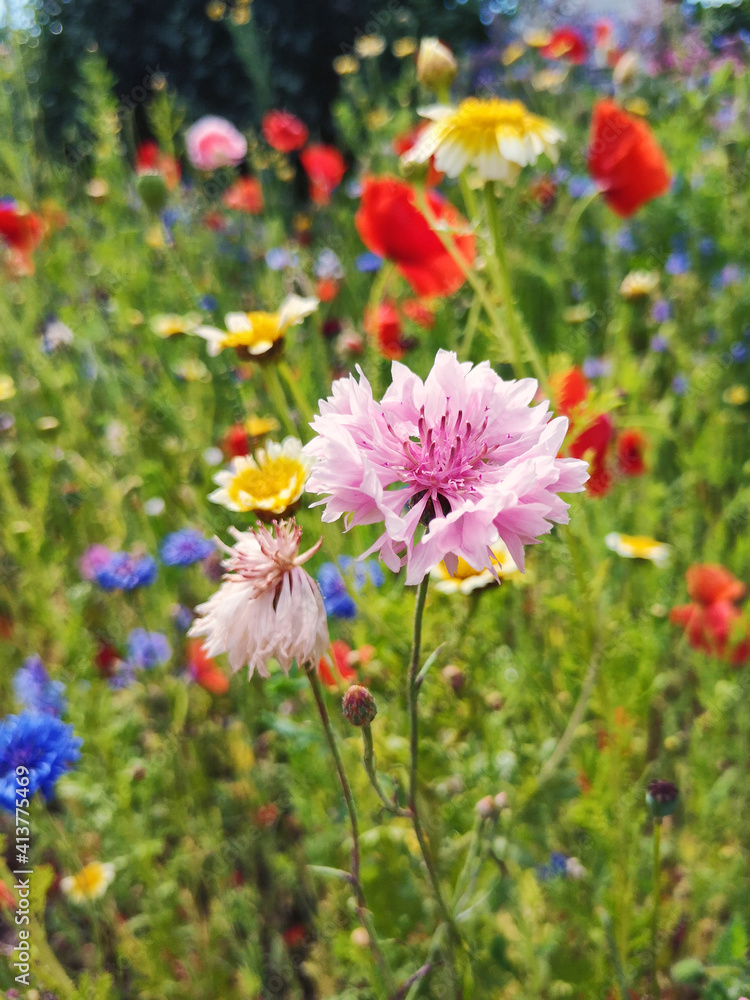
[619,535,661,558]
[72,864,106,897]
[221,312,284,350]
[228,456,307,509]
[436,98,551,152]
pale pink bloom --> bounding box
[304,350,589,585]
[185,116,247,171]
[188,521,328,678]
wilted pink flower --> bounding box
[185,116,247,171]
[304,350,589,585]
[188,521,329,678]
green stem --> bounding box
[305,665,396,995]
[277,358,315,436]
[482,182,549,392]
[537,647,602,785]
[651,818,662,999]
[407,578,460,942]
[361,725,412,817]
[263,364,298,438]
[600,908,630,1000]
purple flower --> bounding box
[582,357,612,379]
[160,529,215,567]
[568,176,597,199]
[672,375,689,396]
[650,300,671,324]
[126,629,172,669]
[304,350,589,584]
[13,656,66,717]
[79,544,114,582]
[730,342,748,362]
[721,264,742,287]
[650,334,669,353]
[0,713,82,812]
[95,552,157,591]
[172,604,195,632]
[315,249,344,281]
[265,247,298,271]
[109,662,138,690]
[614,227,636,252]
[339,555,385,589]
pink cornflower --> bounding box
[185,116,247,171]
[304,350,589,585]
[188,521,329,678]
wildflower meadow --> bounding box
[1,2,750,998]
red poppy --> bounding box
[670,564,750,666]
[222,176,264,214]
[588,100,671,218]
[282,925,307,948]
[550,367,615,496]
[402,299,435,330]
[686,564,745,606]
[316,277,340,303]
[318,639,357,689]
[95,641,121,679]
[0,202,44,276]
[221,423,251,459]
[355,176,475,298]
[365,300,411,360]
[541,27,589,65]
[392,122,444,187]
[299,144,346,205]
[261,110,309,153]
[616,428,647,476]
[187,639,230,695]
[135,140,181,190]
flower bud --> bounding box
[441,664,464,692]
[137,173,170,215]
[416,37,457,92]
[646,778,678,818]
[475,795,498,818]
[342,684,377,726]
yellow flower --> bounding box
[619,271,659,299]
[333,54,359,75]
[393,37,417,58]
[209,437,311,515]
[61,862,115,904]
[532,67,569,94]
[402,97,564,184]
[150,312,202,338]
[605,533,671,567]
[206,0,225,19]
[501,41,526,66]
[431,540,522,595]
[244,415,280,438]
[195,295,318,359]
[523,27,552,47]
[0,375,16,401]
[416,37,458,91]
[355,34,386,59]
[724,385,749,406]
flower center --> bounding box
[228,456,307,507]
[440,97,542,148]
[221,312,284,350]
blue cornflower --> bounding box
[171,604,195,632]
[355,252,382,273]
[315,248,344,281]
[650,300,671,324]
[317,563,357,619]
[265,247,298,271]
[666,252,689,276]
[698,237,715,258]
[0,713,82,813]
[126,629,172,670]
[13,656,66,717]
[568,176,597,199]
[672,374,689,396]
[95,552,157,591]
[537,851,569,882]
[731,342,748,363]
[160,529,215,567]
[614,227,636,252]
[109,662,138,690]
[721,264,742,287]
[650,334,669,353]
[199,294,218,312]
[339,555,385,590]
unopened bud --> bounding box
[441,664,464,692]
[416,37,457,92]
[342,684,377,726]
[137,173,169,214]
[475,795,497,818]
[646,778,678,818]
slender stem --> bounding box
[395,962,432,999]
[264,364,298,438]
[407,577,459,939]
[305,665,396,994]
[482,182,549,392]
[600,908,630,1000]
[277,358,315,436]
[361,725,412,817]
[537,648,602,784]
[651,818,662,999]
